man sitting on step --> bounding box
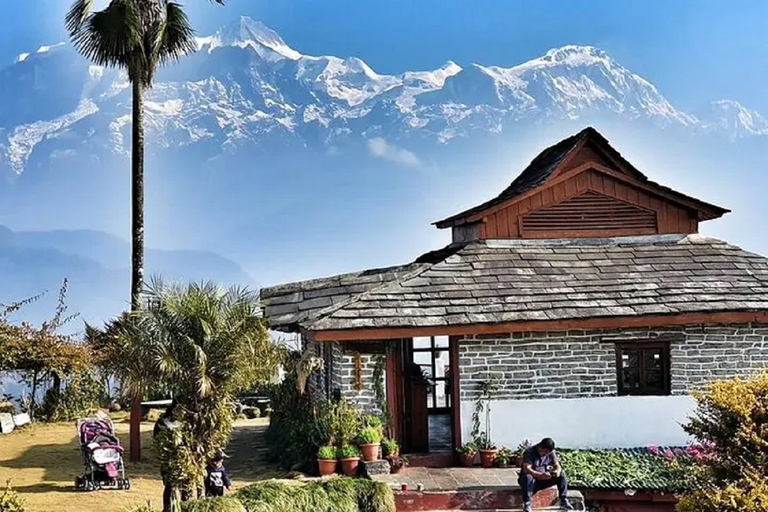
[518,437,574,511]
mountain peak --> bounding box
[699,99,768,138]
[541,45,611,65]
[200,16,302,60]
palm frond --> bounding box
[70,0,143,72]
[65,0,95,34]
[154,1,197,69]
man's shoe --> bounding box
[522,501,533,512]
[560,499,575,510]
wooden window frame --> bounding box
[615,341,671,396]
[411,336,451,413]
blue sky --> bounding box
[8,0,768,114]
[0,0,766,319]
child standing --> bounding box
[204,451,232,497]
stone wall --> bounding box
[458,324,768,401]
[338,351,381,412]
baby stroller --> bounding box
[75,417,131,491]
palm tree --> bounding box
[66,0,223,462]
[89,279,281,505]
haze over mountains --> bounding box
[1,17,767,324]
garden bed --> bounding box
[181,477,395,512]
[559,447,693,492]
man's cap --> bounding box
[212,449,230,460]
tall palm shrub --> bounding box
[91,280,281,503]
[65,0,223,461]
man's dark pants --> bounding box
[518,472,568,504]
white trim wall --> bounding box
[460,395,696,448]
[457,324,768,448]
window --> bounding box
[615,342,670,396]
[411,336,451,410]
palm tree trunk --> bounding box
[131,83,145,311]
[129,81,146,463]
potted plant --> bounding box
[470,378,500,468]
[477,433,498,468]
[317,445,338,476]
[388,455,408,474]
[511,439,531,467]
[339,444,361,476]
[358,426,383,462]
[456,442,478,467]
[495,446,513,468]
[381,438,399,458]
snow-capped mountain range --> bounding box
[1,16,767,176]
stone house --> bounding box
[260,127,768,455]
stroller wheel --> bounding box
[123,478,131,491]
[84,481,94,492]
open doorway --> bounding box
[400,336,454,453]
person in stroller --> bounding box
[204,450,232,497]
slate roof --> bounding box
[260,234,768,333]
[259,263,426,331]
[434,127,728,227]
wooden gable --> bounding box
[520,191,657,237]
[478,169,699,239]
[439,127,727,241]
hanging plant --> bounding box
[297,349,324,395]
[353,352,363,392]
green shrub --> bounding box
[235,479,394,512]
[317,446,336,460]
[361,414,383,433]
[381,438,398,457]
[39,372,101,422]
[181,496,246,512]
[0,481,25,512]
[338,445,360,459]
[264,356,331,471]
[677,374,768,511]
[354,479,396,512]
[456,442,478,455]
[328,400,360,446]
[357,426,382,445]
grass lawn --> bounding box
[0,413,281,512]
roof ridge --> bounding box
[259,262,416,299]
[302,243,468,330]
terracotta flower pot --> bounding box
[341,457,360,476]
[317,458,337,476]
[459,452,477,467]
[511,454,522,468]
[479,449,498,468]
[360,443,380,462]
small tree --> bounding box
[677,373,768,512]
[0,280,91,418]
[92,279,281,505]
[471,377,499,450]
